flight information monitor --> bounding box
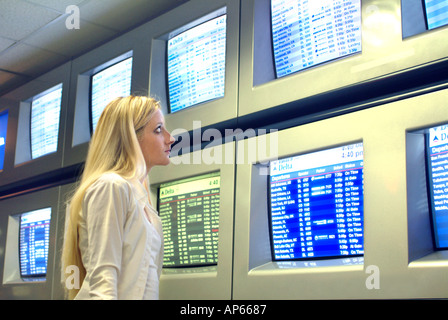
[30,84,63,160]
[19,208,51,279]
[424,0,448,30]
[271,0,362,78]
[269,143,364,261]
[0,110,8,171]
[158,172,220,267]
[91,57,133,132]
[426,124,448,249]
[167,13,227,113]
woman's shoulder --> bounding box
[88,172,132,194]
[98,172,128,183]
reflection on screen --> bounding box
[424,0,448,30]
[0,110,8,170]
[271,0,362,78]
[19,208,51,279]
[158,172,220,267]
[167,14,226,113]
[269,143,364,261]
[427,124,448,249]
[91,57,133,132]
[31,84,63,160]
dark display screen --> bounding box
[158,172,220,267]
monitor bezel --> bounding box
[18,208,51,280]
[269,0,363,80]
[267,143,365,262]
[29,84,63,161]
[165,8,227,114]
[157,170,221,269]
[421,0,431,30]
[88,55,134,134]
[424,126,448,250]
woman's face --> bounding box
[138,109,175,172]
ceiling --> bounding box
[0,0,189,97]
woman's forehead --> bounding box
[147,109,164,125]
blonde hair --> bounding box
[62,96,160,299]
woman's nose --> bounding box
[167,132,175,145]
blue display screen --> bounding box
[424,0,448,30]
[19,208,51,279]
[271,0,362,78]
[167,13,226,113]
[30,84,63,160]
[269,143,364,260]
[427,124,448,249]
[0,110,8,171]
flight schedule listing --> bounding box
[271,0,362,77]
[158,172,220,267]
[167,14,226,113]
[31,85,62,159]
[269,143,364,260]
[19,208,51,278]
[424,0,448,30]
[428,124,448,248]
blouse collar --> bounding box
[130,178,150,204]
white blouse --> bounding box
[75,173,163,300]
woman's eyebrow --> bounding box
[152,121,164,130]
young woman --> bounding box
[62,96,175,299]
